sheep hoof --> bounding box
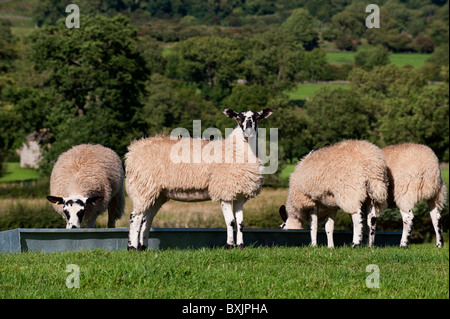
[138,245,147,251]
[225,244,235,249]
[238,244,244,250]
[127,245,138,251]
[400,245,409,249]
[352,243,361,249]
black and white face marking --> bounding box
[223,108,273,140]
[62,195,88,229]
[47,195,103,229]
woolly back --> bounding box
[125,129,264,204]
[50,144,123,201]
[288,140,387,213]
[383,143,444,207]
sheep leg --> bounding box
[351,210,364,248]
[221,200,235,248]
[429,205,443,248]
[233,198,246,249]
[325,210,336,248]
[128,212,145,250]
[310,208,318,247]
[367,205,377,247]
[107,190,125,228]
[399,209,414,248]
[138,198,166,250]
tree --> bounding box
[354,46,390,71]
[379,83,449,161]
[349,65,449,161]
[299,48,328,82]
[28,14,149,174]
[329,9,365,51]
[304,88,373,148]
[0,19,18,73]
[167,36,244,104]
[136,74,217,136]
[281,8,319,51]
[349,65,427,99]
[244,29,305,91]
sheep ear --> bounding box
[223,109,238,120]
[87,196,103,205]
[257,108,273,120]
[47,196,64,205]
[279,205,287,222]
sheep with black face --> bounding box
[125,108,273,250]
[279,140,389,248]
[47,144,125,229]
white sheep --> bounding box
[279,140,388,248]
[46,144,125,229]
[382,143,447,248]
[125,108,273,250]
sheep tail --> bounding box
[367,174,389,210]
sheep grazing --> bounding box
[125,108,273,250]
[279,140,388,248]
[47,144,125,229]
[382,143,447,248]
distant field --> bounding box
[326,51,430,68]
[0,162,39,184]
[286,82,349,101]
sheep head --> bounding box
[47,195,103,229]
[223,108,273,140]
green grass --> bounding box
[326,51,429,68]
[0,244,447,298]
[0,162,39,183]
[326,51,355,65]
[441,168,449,186]
[286,83,349,101]
[388,53,430,68]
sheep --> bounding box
[125,108,273,250]
[46,144,125,229]
[382,143,447,248]
[279,140,388,248]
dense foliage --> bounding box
[0,0,448,179]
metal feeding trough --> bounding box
[0,228,402,253]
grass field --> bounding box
[326,51,430,68]
[0,244,447,299]
[0,162,39,183]
[286,82,349,101]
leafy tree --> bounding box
[354,46,390,71]
[167,36,244,104]
[28,14,149,174]
[304,88,372,148]
[136,74,217,136]
[349,65,427,100]
[379,82,449,161]
[349,65,449,161]
[265,100,313,163]
[280,8,319,51]
[299,48,328,82]
[328,7,365,51]
[221,84,272,112]
[244,29,305,91]
[421,44,449,81]
[0,19,18,73]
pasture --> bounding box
[326,51,430,68]
[0,162,40,184]
[0,244,447,299]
